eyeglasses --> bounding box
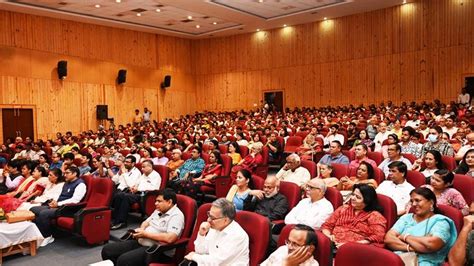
[305,185,320,191]
[285,240,306,248]
[207,211,226,221]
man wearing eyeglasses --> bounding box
[31,166,86,247]
[284,179,334,230]
[245,176,288,221]
[261,224,319,266]
[184,198,249,265]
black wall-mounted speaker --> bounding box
[117,69,127,84]
[161,75,171,89]
[96,105,108,120]
[57,60,67,80]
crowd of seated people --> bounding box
[0,99,473,265]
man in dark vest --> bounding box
[31,166,86,247]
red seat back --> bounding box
[252,175,265,190]
[235,211,270,266]
[176,194,197,241]
[377,194,397,230]
[406,170,425,188]
[153,165,169,190]
[277,224,332,266]
[325,187,343,210]
[441,156,457,171]
[279,181,301,210]
[367,152,384,165]
[342,150,355,161]
[182,152,192,161]
[218,144,228,154]
[119,150,130,157]
[201,153,210,164]
[220,154,232,176]
[335,242,404,266]
[85,178,114,208]
[401,153,417,164]
[188,203,212,252]
[301,160,317,178]
[295,131,309,139]
[284,136,303,153]
[438,204,464,234]
[453,174,473,205]
[330,163,349,179]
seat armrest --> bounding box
[146,237,190,254]
[74,207,111,234]
[56,202,87,217]
[271,220,285,234]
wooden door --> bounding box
[2,108,34,143]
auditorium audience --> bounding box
[455,148,474,176]
[421,126,455,157]
[31,166,86,247]
[17,168,65,211]
[285,178,334,230]
[261,224,319,266]
[230,142,263,177]
[349,143,377,169]
[111,159,161,230]
[227,141,242,166]
[318,141,349,165]
[377,161,414,216]
[244,176,288,221]
[378,143,413,177]
[322,184,387,248]
[102,189,184,265]
[400,126,422,158]
[184,198,249,265]
[316,163,340,187]
[276,154,311,188]
[423,169,469,216]
[448,215,474,266]
[385,187,457,266]
[411,150,445,183]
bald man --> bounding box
[276,154,311,187]
[245,176,289,221]
[285,178,334,230]
[455,132,474,161]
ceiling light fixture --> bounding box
[95,4,101,8]
[258,0,264,3]
[137,13,142,17]
[213,22,217,25]
[196,25,201,28]
[402,0,407,4]
[283,24,287,27]
[156,8,161,12]
[324,17,327,20]
[187,15,193,20]
[257,29,260,32]
[115,0,121,3]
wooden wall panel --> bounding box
[0,10,196,139]
[193,0,474,111]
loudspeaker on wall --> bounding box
[96,105,108,120]
[117,69,127,84]
[161,75,171,89]
[57,60,67,80]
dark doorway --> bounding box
[264,91,284,112]
[2,108,34,143]
[465,76,474,100]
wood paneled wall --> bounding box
[0,10,195,140]
[193,0,474,111]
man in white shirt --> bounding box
[376,161,414,216]
[405,113,421,129]
[284,179,334,230]
[111,155,141,192]
[373,122,391,152]
[261,224,319,266]
[378,144,413,177]
[442,115,459,139]
[31,166,87,246]
[111,159,161,230]
[102,188,184,265]
[152,146,169,166]
[276,154,311,187]
[184,198,249,265]
[323,124,345,147]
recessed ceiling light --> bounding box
[257,29,260,32]
[196,25,200,28]
[137,13,142,17]
[156,8,161,12]
[323,17,327,20]
[283,24,287,27]
[213,22,217,25]
[187,15,193,20]
[95,4,101,8]
[402,0,407,4]
[258,0,264,2]
[115,0,121,3]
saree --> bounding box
[392,213,457,266]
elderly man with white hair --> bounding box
[284,178,334,230]
[276,154,311,187]
[245,176,289,221]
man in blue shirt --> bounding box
[318,141,349,165]
[168,146,205,191]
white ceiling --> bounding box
[0,0,407,39]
